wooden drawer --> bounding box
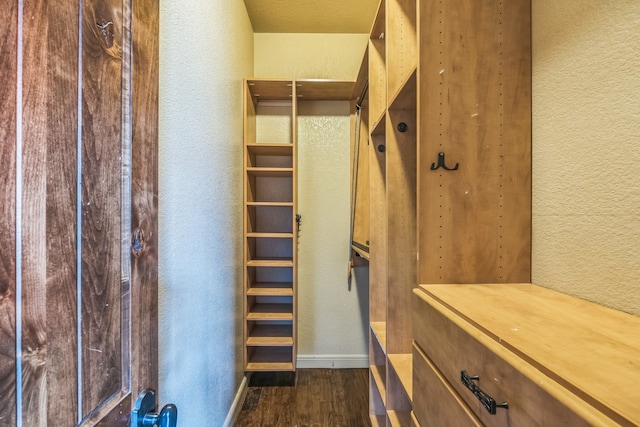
[413,342,481,427]
[413,285,623,426]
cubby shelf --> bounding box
[246,283,294,296]
[388,353,412,402]
[387,410,412,427]
[246,303,293,319]
[245,346,294,372]
[246,168,293,177]
[370,322,387,351]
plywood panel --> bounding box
[80,0,124,416]
[418,0,531,284]
[386,106,416,355]
[368,0,386,129]
[387,0,417,100]
[369,129,387,324]
[498,1,532,282]
[0,2,18,425]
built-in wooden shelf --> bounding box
[387,410,412,427]
[246,324,293,346]
[246,167,293,177]
[370,364,387,404]
[388,69,416,111]
[246,303,293,321]
[370,414,387,427]
[295,79,355,100]
[351,244,370,261]
[371,321,387,351]
[388,353,413,401]
[245,77,357,374]
[246,79,294,100]
[247,232,294,239]
[371,111,386,137]
[244,79,298,373]
[246,346,294,372]
[246,259,294,268]
[247,283,294,296]
[246,143,293,156]
[246,201,293,207]
[246,336,294,346]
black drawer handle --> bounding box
[461,371,509,415]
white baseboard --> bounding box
[223,375,249,427]
[296,354,369,369]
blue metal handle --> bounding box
[132,390,178,427]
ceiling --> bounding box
[243,0,380,33]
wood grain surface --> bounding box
[130,0,159,399]
[80,0,124,417]
[21,0,54,425]
[418,0,531,284]
[235,369,371,427]
[0,1,18,425]
[419,284,640,425]
[42,0,81,424]
[385,107,416,355]
[3,0,158,423]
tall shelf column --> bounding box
[244,79,298,371]
[244,78,358,373]
[364,0,418,424]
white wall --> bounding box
[297,101,370,367]
[254,33,368,80]
[158,0,253,425]
[532,1,640,315]
[254,33,370,366]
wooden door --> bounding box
[0,0,159,425]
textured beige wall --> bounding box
[254,34,370,365]
[297,101,369,365]
[254,33,368,79]
[159,0,254,424]
[532,1,640,315]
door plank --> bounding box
[80,0,125,418]
[44,0,81,425]
[21,0,50,426]
[0,1,18,426]
[130,0,159,397]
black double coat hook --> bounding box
[430,152,459,171]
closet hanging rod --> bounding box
[355,80,368,110]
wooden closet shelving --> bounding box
[244,78,356,373]
[360,0,417,424]
[354,0,531,424]
[244,79,298,372]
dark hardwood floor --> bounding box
[234,369,371,427]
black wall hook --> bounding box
[430,152,459,171]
